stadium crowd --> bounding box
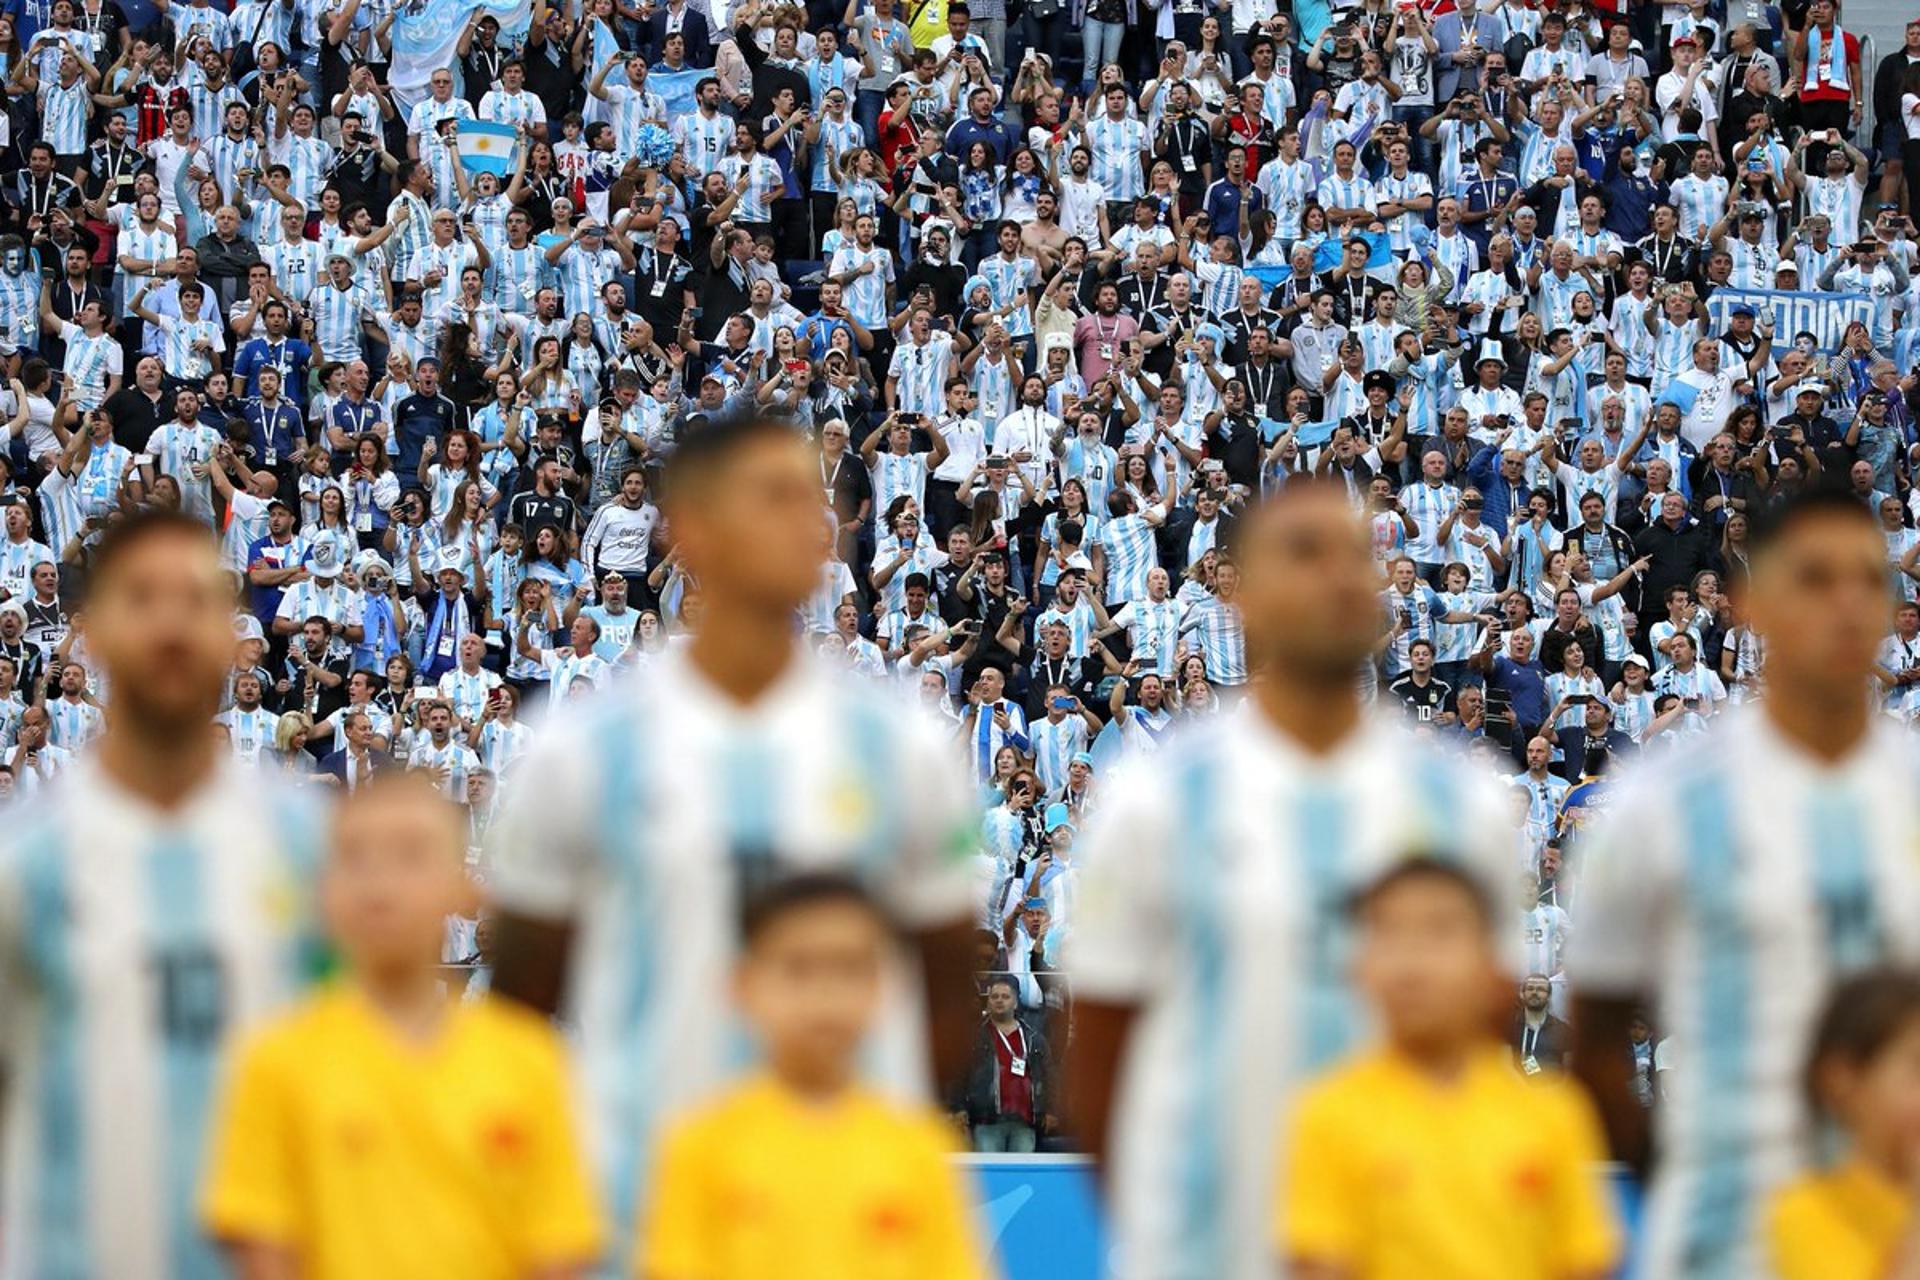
[0,0,1919,1174]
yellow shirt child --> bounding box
[1279,1043,1620,1280]
[202,985,605,1280]
[640,1074,989,1280]
[1769,1162,1912,1280]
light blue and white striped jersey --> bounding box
[1571,714,1920,1280]
[1669,174,1728,242]
[978,253,1038,339]
[486,649,980,1263]
[476,716,532,775]
[0,267,39,357]
[1804,173,1865,247]
[539,647,610,702]
[206,132,261,205]
[1085,115,1147,201]
[40,79,90,155]
[212,704,278,762]
[0,537,54,601]
[1521,900,1571,979]
[60,325,121,412]
[872,530,946,615]
[270,134,333,209]
[1111,596,1184,676]
[489,242,546,315]
[672,109,734,178]
[150,314,223,384]
[808,116,863,193]
[884,335,953,418]
[385,191,435,279]
[406,735,481,799]
[187,82,245,143]
[717,153,784,224]
[1319,173,1376,221]
[1099,513,1163,606]
[309,282,375,364]
[1543,669,1606,730]
[408,239,478,317]
[1035,596,1096,659]
[405,97,474,206]
[1192,258,1243,320]
[0,760,323,1280]
[1553,460,1624,528]
[1611,688,1656,742]
[1180,593,1247,684]
[264,238,322,305]
[45,696,103,752]
[1257,157,1313,239]
[1074,713,1515,1280]
[830,244,894,329]
[1061,438,1118,513]
[1380,580,1443,674]
[1399,480,1458,562]
[1434,589,1496,663]
[1651,315,1704,393]
[1510,768,1570,827]
[37,470,84,565]
[436,666,502,724]
[480,87,548,132]
[145,422,223,521]
[867,451,932,528]
[547,243,619,320]
[1029,713,1089,798]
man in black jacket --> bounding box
[951,975,1057,1152]
[1511,974,1573,1072]
[1632,491,1714,631]
[1552,697,1635,783]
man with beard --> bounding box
[1069,480,1513,1280]
[0,511,325,1278]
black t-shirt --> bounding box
[103,387,168,453]
[507,489,578,539]
[392,393,459,477]
[1389,674,1452,721]
[461,44,507,109]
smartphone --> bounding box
[133,452,154,466]
[899,411,921,425]
[686,306,703,319]
[1050,695,1075,710]
[1567,694,1591,706]
[986,455,1010,469]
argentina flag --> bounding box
[457,119,520,177]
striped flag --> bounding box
[457,119,520,177]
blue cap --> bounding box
[1023,896,1050,911]
[1070,751,1094,768]
[1044,802,1074,832]
[1729,304,1756,318]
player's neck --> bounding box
[1388,1029,1479,1083]
[686,596,797,706]
[355,962,451,1045]
[769,1051,855,1104]
[98,717,218,811]
[1253,670,1359,756]
[1523,1006,1548,1029]
[1763,683,1870,764]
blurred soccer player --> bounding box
[1571,483,1920,1280]
[0,511,325,1280]
[638,875,988,1280]
[1068,480,1514,1280]
[485,417,980,1262]
[201,773,602,1279]
[1279,859,1619,1280]
[1765,968,1920,1280]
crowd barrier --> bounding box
[963,1156,1641,1280]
